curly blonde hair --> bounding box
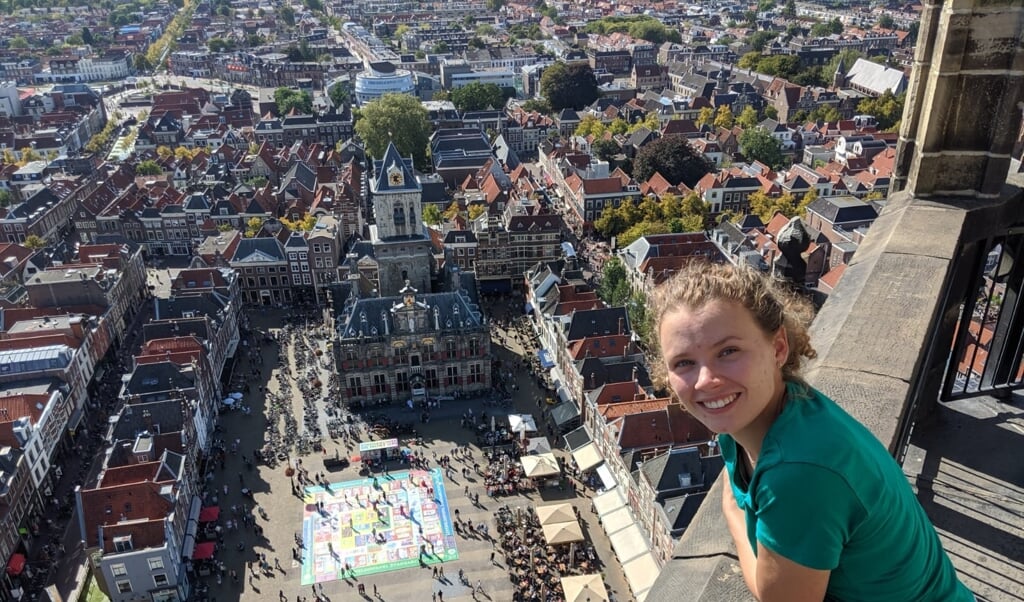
[650,261,818,393]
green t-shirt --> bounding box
[720,382,973,602]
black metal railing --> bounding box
[942,225,1024,401]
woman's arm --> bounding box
[722,473,831,602]
[722,472,760,596]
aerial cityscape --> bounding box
[0,0,1019,601]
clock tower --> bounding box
[369,141,432,296]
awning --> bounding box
[526,436,551,455]
[6,553,25,576]
[602,506,635,535]
[621,552,660,601]
[550,401,579,427]
[508,414,537,434]
[563,426,592,452]
[593,487,627,518]
[181,533,196,561]
[67,405,85,434]
[537,349,555,369]
[192,541,216,560]
[542,520,584,545]
[535,502,576,526]
[571,442,603,472]
[561,574,608,602]
[596,463,617,491]
[608,522,650,565]
[556,386,572,403]
[520,453,561,478]
[198,506,220,522]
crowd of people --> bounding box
[496,505,600,602]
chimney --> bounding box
[618,317,624,335]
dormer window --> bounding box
[113,535,133,552]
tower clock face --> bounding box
[389,169,403,186]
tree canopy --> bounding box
[584,15,681,44]
[594,192,709,244]
[136,160,162,175]
[450,83,505,112]
[739,127,786,169]
[274,87,313,116]
[857,90,905,131]
[540,62,599,111]
[354,93,431,170]
[633,136,714,188]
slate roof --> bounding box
[565,307,630,340]
[231,237,286,263]
[576,358,651,390]
[152,293,227,323]
[639,447,709,494]
[109,398,186,441]
[338,290,483,340]
[806,196,879,224]
[371,142,419,193]
[122,361,195,397]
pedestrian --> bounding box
[476,580,484,594]
[490,551,495,563]
[373,583,378,596]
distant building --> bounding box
[354,62,415,105]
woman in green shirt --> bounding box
[653,261,974,602]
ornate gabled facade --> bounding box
[334,281,492,407]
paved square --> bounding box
[300,468,458,585]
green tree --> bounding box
[857,90,905,131]
[714,105,735,129]
[431,41,450,54]
[609,118,630,135]
[798,188,817,216]
[443,201,462,221]
[575,115,606,138]
[633,136,714,188]
[328,83,350,108]
[136,160,162,175]
[449,82,505,112]
[279,5,295,26]
[468,204,486,220]
[781,0,796,18]
[747,30,776,52]
[748,190,798,223]
[808,104,840,123]
[354,93,431,170]
[82,27,94,45]
[598,258,631,307]
[244,216,263,237]
[619,220,671,247]
[594,204,630,239]
[273,87,313,115]
[591,139,620,162]
[0,189,11,208]
[736,105,759,129]
[877,14,894,29]
[696,106,715,128]
[422,203,443,226]
[23,235,47,249]
[739,127,785,169]
[134,54,152,72]
[539,62,599,111]
[9,36,28,49]
[520,99,551,114]
[485,0,504,9]
[217,223,233,232]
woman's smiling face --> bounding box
[659,299,789,448]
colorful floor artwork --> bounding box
[300,468,457,584]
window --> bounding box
[116,581,132,594]
[446,340,457,360]
[148,558,164,571]
[446,366,459,386]
[113,535,133,552]
[153,574,168,587]
[302,274,311,285]
[373,373,386,394]
[469,363,482,383]
[293,275,302,285]
[111,564,128,577]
